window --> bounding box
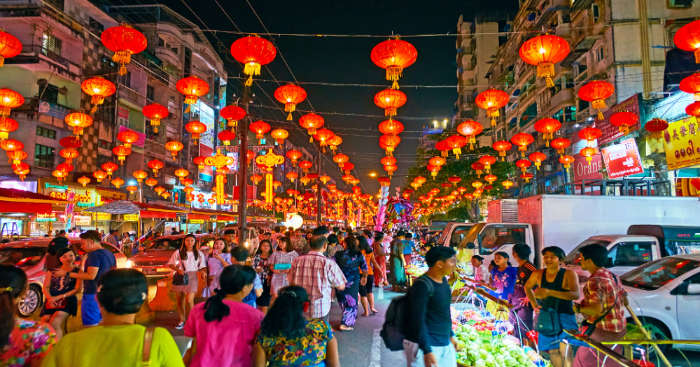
[520,103,538,127]
[34,144,55,169]
[607,242,654,267]
[596,47,604,62]
[591,4,600,22]
[579,99,590,113]
[123,72,132,88]
[450,225,474,248]
[671,273,700,296]
[575,62,588,77]
[667,0,692,9]
[146,85,155,102]
[36,126,56,139]
[38,84,59,104]
[41,33,62,56]
[158,37,165,47]
[478,224,528,255]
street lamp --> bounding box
[368,171,378,178]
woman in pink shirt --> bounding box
[184,265,264,367]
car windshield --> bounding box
[564,239,612,265]
[149,238,182,251]
[621,257,700,290]
[0,247,46,267]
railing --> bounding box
[9,45,81,77]
[564,178,672,197]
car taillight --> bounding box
[16,257,32,266]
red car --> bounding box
[128,234,214,278]
[0,237,126,316]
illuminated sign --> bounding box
[123,214,139,222]
[600,138,644,179]
[664,117,700,170]
[44,183,98,208]
[36,213,56,222]
[74,215,91,226]
[189,219,204,224]
[96,213,111,221]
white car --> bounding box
[620,254,700,353]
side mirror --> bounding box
[466,242,475,249]
[687,283,700,295]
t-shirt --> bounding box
[0,319,55,367]
[185,300,263,367]
[83,248,116,294]
[257,319,333,367]
[404,275,453,354]
[489,266,518,301]
[242,273,263,307]
[167,250,207,272]
[41,324,184,367]
[402,240,414,255]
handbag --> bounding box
[172,254,189,286]
[536,299,562,337]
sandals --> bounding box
[338,324,354,331]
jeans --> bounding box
[403,340,457,367]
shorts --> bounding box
[403,339,457,367]
[81,293,102,326]
[172,271,199,294]
[359,275,374,297]
[537,312,579,352]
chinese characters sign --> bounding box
[600,138,644,179]
[664,117,700,170]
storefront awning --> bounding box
[81,200,140,214]
[0,188,64,214]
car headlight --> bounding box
[125,260,134,268]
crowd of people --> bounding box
[0,223,629,367]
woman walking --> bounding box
[334,236,368,331]
[268,236,297,300]
[372,232,388,287]
[525,246,580,367]
[168,234,207,330]
[388,231,407,291]
[359,236,379,316]
[41,248,82,340]
[253,240,273,313]
[207,238,231,296]
[254,286,339,367]
[184,265,263,367]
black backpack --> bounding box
[381,276,434,351]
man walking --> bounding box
[289,235,346,323]
[403,246,458,367]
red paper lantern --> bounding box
[287,150,303,166]
[101,25,147,75]
[519,34,570,87]
[680,73,700,100]
[59,148,79,164]
[176,76,209,110]
[299,113,324,141]
[534,118,562,147]
[380,156,397,166]
[520,173,534,183]
[673,20,700,63]
[274,84,307,120]
[484,174,497,185]
[579,146,598,165]
[314,128,334,150]
[0,88,24,117]
[384,164,398,176]
[342,162,355,175]
[471,162,484,177]
[142,103,168,133]
[492,140,512,160]
[0,117,18,140]
[112,145,131,165]
[230,36,277,86]
[516,159,532,174]
[578,127,602,146]
[511,132,535,157]
[0,30,22,67]
[644,118,669,139]
[328,135,342,152]
[145,178,157,188]
[448,176,461,186]
[270,128,289,145]
[185,120,207,144]
[217,129,236,146]
[501,180,514,190]
[165,140,184,159]
[475,89,509,127]
[81,77,115,113]
[110,177,124,189]
[64,112,93,137]
[132,169,148,183]
[52,169,68,183]
[299,160,313,172]
[445,135,467,159]
[378,119,404,135]
[435,139,450,158]
[101,162,118,177]
[13,163,30,180]
[6,150,27,165]
[59,136,81,149]
[686,101,700,121]
[286,171,298,182]
[56,162,73,173]
[550,137,571,155]
[478,155,497,172]
[147,159,164,176]
[559,154,575,170]
[250,174,263,185]
[174,168,190,181]
[578,80,614,119]
[92,170,107,183]
[428,156,446,167]
[117,129,139,148]
[220,105,246,129]
[529,152,547,170]
[379,134,401,156]
[609,111,639,135]
[374,89,407,117]
[456,120,484,149]
[370,38,418,89]
[249,120,271,143]
[333,153,349,168]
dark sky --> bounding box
[100,0,518,193]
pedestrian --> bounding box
[0,265,56,366]
[41,248,81,340]
[403,246,459,367]
[359,236,379,316]
[334,236,368,331]
[288,235,346,324]
[253,239,273,313]
[268,236,298,300]
[207,238,231,296]
[470,255,489,284]
[402,231,415,265]
[489,251,518,301]
[105,229,120,249]
[168,233,207,330]
[373,232,388,287]
[231,246,263,308]
[510,244,537,345]
[389,231,408,291]
[184,265,264,367]
[254,286,339,367]
[572,243,627,367]
[525,246,580,367]
[223,229,237,249]
[42,269,184,367]
[46,230,68,270]
[324,233,340,258]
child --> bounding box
[471,255,489,284]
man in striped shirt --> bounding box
[511,243,537,344]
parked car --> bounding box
[0,237,126,316]
[129,233,213,278]
[621,254,700,352]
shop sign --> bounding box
[123,214,139,222]
[664,117,700,170]
[189,219,204,224]
[675,178,700,197]
[573,153,603,183]
[36,213,56,222]
[600,138,644,179]
[96,213,111,221]
[74,215,91,226]
[599,94,640,145]
[44,183,97,208]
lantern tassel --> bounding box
[0,56,4,67]
[119,64,127,76]
[490,117,497,127]
[245,74,253,86]
[695,49,700,64]
[90,105,97,114]
[287,111,293,120]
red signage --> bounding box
[599,94,641,145]
[573,152,603,183]
[600,138,644,179]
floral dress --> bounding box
[0,319,56,367]
[257,319,333,366]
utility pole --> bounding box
[238,85,251,241]
[316,148,322,225]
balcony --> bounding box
[548,87,575,111]
[119,84,146,106]
[6,45,81,81]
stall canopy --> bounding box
[82,200,186,219]
[0,188,64,214]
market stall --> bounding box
[0,188,66,238]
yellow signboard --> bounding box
[74,215,91,226]
[96,213,111,221]
[123,214,139,222]
[664,117,700,170]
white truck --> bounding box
[437,195,700,272]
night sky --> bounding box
[97,0,518,193]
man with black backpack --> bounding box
[395,246,458,367]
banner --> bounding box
[573,152,603,183]
[676,178,700,197]
[600,138,644,179]
[664,117,700,170]
[599,94,640,145]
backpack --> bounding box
[381,276,434,351]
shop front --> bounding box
[0,188,65,238]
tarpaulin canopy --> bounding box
[0,188,64,214]
[81,200,140,214]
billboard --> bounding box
[600,138,644,179]
[599,94,640,145]
[663,117,700,170]
[573,152,603,183]
[197,101,215,151]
